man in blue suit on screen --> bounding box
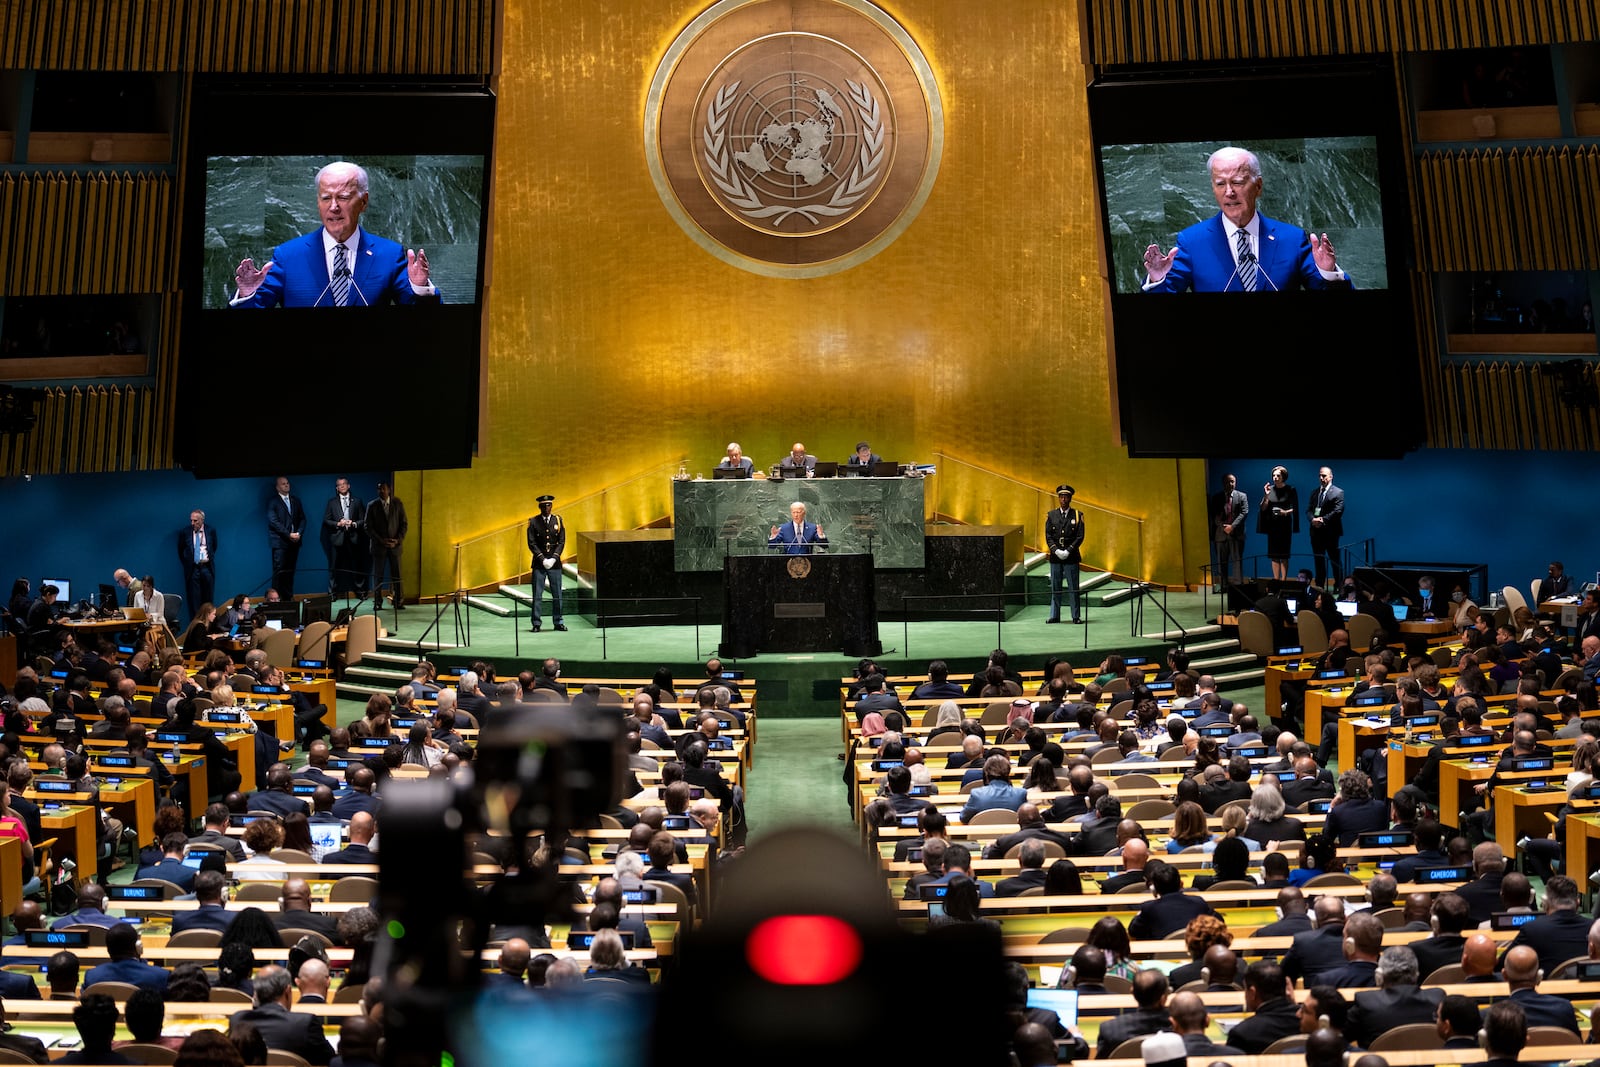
[231,160,438,307]
[1142,146,1350,294]
[768,501,827,555]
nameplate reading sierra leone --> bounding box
[646,0,943,277]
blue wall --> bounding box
[1207,451,1589,596]
[0,468,385,618]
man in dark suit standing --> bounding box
[268,476,307,599]
[526,494,567,633]
[1306,466,1345,586]
[1044,485,1086,624]
[1212,473,1249,587]
[322,477,367,598]
[177,509,217,623]
[365,481,408,610]
[229,965,335,1065]
[1344,946,1443,1047]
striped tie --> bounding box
[1236,228,1257,292]
[332,243,350,306]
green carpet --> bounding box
[742,719,857,843]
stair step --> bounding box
[1213,669,1263,689]
[362,651,423,667]
[499,585,535,604]
[465,595,513,618]
[337,681,392,700]
[378,636,461,654]
[1180,638,1238,656]
[1140,624,1224,642]
[345,665,410,683]
[1191,652,1259,672]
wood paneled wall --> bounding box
[0,0,495,73]
[0,172,173,295]
[1416,146,1600,273]
[0,0,493,476]
[1084,0,1599,64]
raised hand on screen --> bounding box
[814,524,824,539]
[407,247,431,288]
[235,258,274,299]
[769,525,780,539]
[1310,233,1338,273]
[1143,243,1179,284]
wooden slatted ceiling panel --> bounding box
[0,385,164,477]
[0,173,173,295]
[1434,363,1600,452]
[1084,0,1600,64]
[0,0,490,73]
[1413,147,1600,273]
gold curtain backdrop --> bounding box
[403,0,1208,598]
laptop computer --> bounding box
[869,460,900,478]
[811,461,839,478]
[1335,601,1359,617]
[121,606,147,622]
[1025,988,1080,1027]
[711,466,749,479]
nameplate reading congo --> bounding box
[774,603,826,618]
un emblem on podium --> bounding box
[786,557,812,579]
[646,0,943,277]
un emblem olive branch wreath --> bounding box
[702,78,886,227]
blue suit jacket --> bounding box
[236,228,434,308]
[768,521,827,555]
[1149,213,1349,293]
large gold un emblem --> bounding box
[786,557,812,579]
[646,0,944,277]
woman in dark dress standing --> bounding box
[1258,465,1299,580]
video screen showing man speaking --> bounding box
[1100,136,1387,295]
[202,154,484,310]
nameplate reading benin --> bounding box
[774,603,826,618]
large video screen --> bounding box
[178,81,494,477]
[1089,60,1420,459]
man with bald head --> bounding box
[323,811,377,871]
[1283,895,1349,984]
[1281,755,1336,808]
[946,733,985,771]
[49,883,121,932]
[1503,944,1580,1031]
[1167,990,1240,1056]
[1101,837,1150,894]
[1456,841,1508,926]
[1460,932,1500,981]
[1043,763,1096,823]
[983,803,1070,859]
[1254,887,1312,938]
[266,878,340,944]
[487,938,531,987]
[1198,942,1240,990]
[229,964,336,1064]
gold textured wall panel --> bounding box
[409,0,1209,599]
[0,172,174,295]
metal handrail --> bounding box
[930,450,1145,524]
[452,455,686,551]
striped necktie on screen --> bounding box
[332,243,350,306]
[1235,228,1257,292]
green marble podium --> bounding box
[672,477,926,572]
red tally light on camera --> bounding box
[745,915,862,985]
